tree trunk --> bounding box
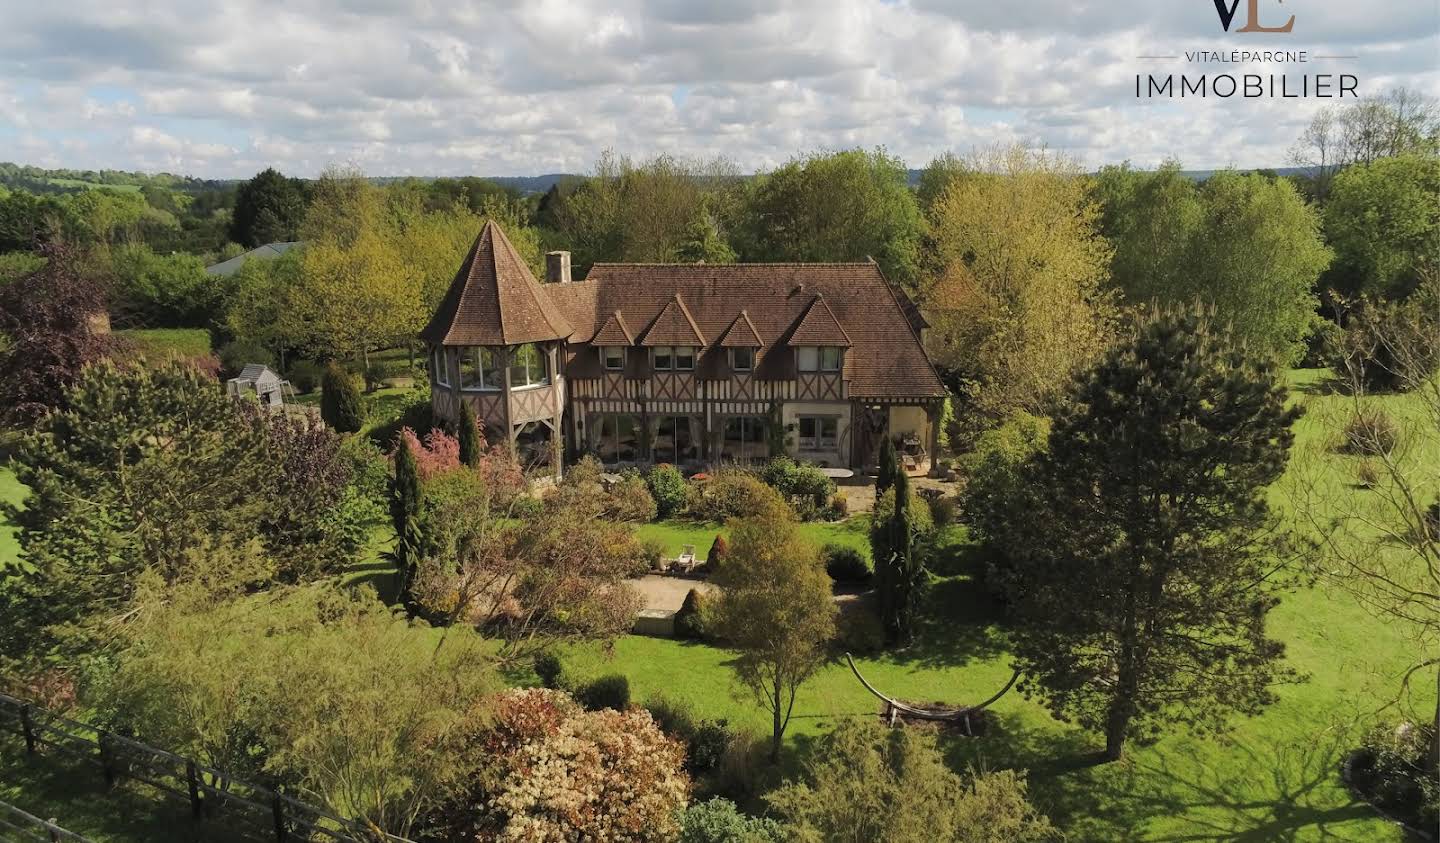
[1430,663,1439,775]
[1104,695,1133,762]
[771,685,784,764]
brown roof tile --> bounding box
[718,311,764,348]
[554,263,944,399]
[421,221,573,346]
[788,294,853,347]
[591,311,635,345]
[639,294,707,347]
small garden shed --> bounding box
[226,364,287,408]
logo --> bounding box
[1213,0,1294,33]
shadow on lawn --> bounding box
[882,574,1011,671]
[939,712,1379,843]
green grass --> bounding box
[0,464,26,572]
[1,369,1432,841]
[636,517,872,560]
[113,328,213,360]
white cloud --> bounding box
[0,0,1434,177]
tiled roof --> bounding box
[591,311,635,345]
[421,222,573,346]
[717,311,764,348]
[639,294,707,347]
[205,241,302,277]
[788,295,852,347]
[556,263,944,398]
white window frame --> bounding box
[433,348,450,387]
[798,416,839,451]
[820,347,842,372]
[602,346,625,371]
[654,346,673,371]
[675,346,695,371]
[730,347,754,372]
[461,347,503,392]
[509,343,550,390]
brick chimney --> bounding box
[545,251,572,283]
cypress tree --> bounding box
[391,436,423,594]
[876,437,899,497]
[458,400,481,467]
[320,363,364,433]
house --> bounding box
[226,363,287,408]
[205,241,302,277]
[421,221,946,473]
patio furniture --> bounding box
[675,544,699,573]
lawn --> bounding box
[1,369,1433,841]
[0,464,26,573]
[636,517,872,561]
[113,328,213,361]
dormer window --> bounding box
[798,346,842,373]
[731,347,754,372]
[654,346,695,371]
[602,346,625,371]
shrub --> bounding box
[823,544,871,584]
[689,470,794,523]
[364,388,434,451]
[837,608,886,656]
[873,486,935,535]
[217,339,273,379]
[286,360,322,394]
[645,693,699,740]
[1355,459,1381,489]
[647,463,689,517]
[707,534,728,567]
[828,491,849,518]
[511,495,544,520]
[533,652,566,689]
[320,363,365,433]
[606,473,658,522]
[393,426,461,481]
[929,494,958,528]
[641,536,669,571]
[675,588,709,640]
[575,674,631,711]
[1425,500,1440,541]
[1347,722,1438,834]
[761,456,836,520]
[679,798,786,843]
[645,694,733,776]
[1341,408,1400,456]
[710,729,774,804]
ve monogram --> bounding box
[1212,0,1295,33]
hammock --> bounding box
[845,653,1020,736]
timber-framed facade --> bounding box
[422,222,946,474]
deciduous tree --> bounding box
[1323,154,1440,301]
[709,516,837,762]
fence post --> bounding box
[97,731,116,787]
[20,704,36,754]
[272,794,286,843]
[185,760,203,818]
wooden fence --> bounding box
[0,798,92,843]
[0,693,416,843]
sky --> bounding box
[0,0,1436,179]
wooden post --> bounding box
[186,761,203,818]
[20,704,36,754]
[272,794,286,842]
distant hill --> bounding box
[901,166,1316,186]
[0,162,234,195]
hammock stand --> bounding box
[845,653,1020,737]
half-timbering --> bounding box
[422,221,946,474]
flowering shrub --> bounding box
[423,688,690,842]
[395,425,461,480]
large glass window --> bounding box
[798,416,839,450]
[510,343,549,388]
[797,346,819,372]
[721,416,767,462]
[653,346,695,371]
[594,414,640,463]
[602,346,624,371]
[460,347,503,390]
[820,347,842,371]
[432,348,450,387]
[730,347,753,372]
[654,416,698,464]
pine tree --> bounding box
[458,400,482,468]
[876,437,899,497]
[390,436,423,594]
[320,363,364,433]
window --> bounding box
[721,416,767,461]
[798,346,842,372]
[509,343,549,388]
[654,416,698,463]
[460,347,502,391]
[653,346,695,371]
[602,346,624,371]
[798,416,839,451]
[432,348,450,387]
[731,347,754,372]
[594,414,639,463]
